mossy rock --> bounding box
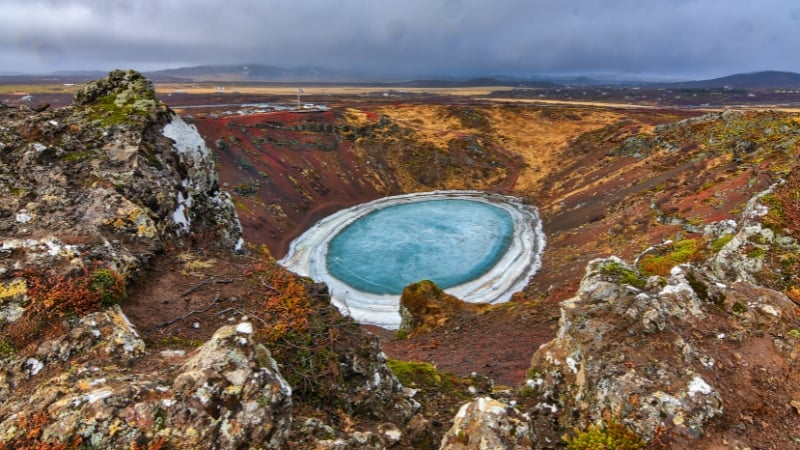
[398,280,478,335]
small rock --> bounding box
[192,322,200,329]
[790,399,800,415]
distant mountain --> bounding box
[144,64,563,87]
[396,78,558,88]
[669,71,800,89]
[146,64,357,83]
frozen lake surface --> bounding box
[279,191,545,329]
[327,199,514,294]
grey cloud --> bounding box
[1,0,799,78]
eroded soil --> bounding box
[167,99,799,448]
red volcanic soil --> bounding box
[192,110,388,257]
[193,105,791,395]
[190,106,521,258]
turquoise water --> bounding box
[326,199,514,294]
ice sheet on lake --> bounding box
[279,191,546,329]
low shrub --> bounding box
[24,265,126,318]
[638,239,700,276]
[564,420,646,450]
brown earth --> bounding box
[4,78,798,448]
[186,101,776,385]
[156,98,797,447]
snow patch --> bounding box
[566,356,579,374]
[235,322,253,335]
[83,389,113,404]
[757,303,779,317]
[526,378,543,389]
[477,397,507,416]
[25,358,44,376]
[162,115,209,157]
[172,191,192,233]
[535,402,558,414]
[383,428,402,442]
[688,375,712,396]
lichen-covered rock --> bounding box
[0,278,27,325]
[0,321,292,449]
[168,323,292,449]
[525,258,724,446]
[0,69,243,327]
[709,185,778,283]
[440,397,532,449]
[328,332,419,425]
[0,305,144,404]
[399,279,479,335]
[73,69,162,113]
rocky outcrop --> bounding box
[523,259,724,445]
[399,280,480,335]
[517,244,798,447]
[440,397,533,449]
[0,319,292,449]
[0,71,424,449]
[438,172,798,447]
[0,69,242,288]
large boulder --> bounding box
[524,258,724,446]
[399,280,480,335]
[0,69,243,327]
[0,320,292,449]
[440,397,533,449]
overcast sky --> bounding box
[1,0,799,80]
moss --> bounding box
[686,216,704,227]
[685,271,709,302]
[761,193,786,231]
[386,359,469,400]
[158,336,203,347]
[141,142,164,169]
[732,302,747,314]
[599,261,646,289]
[564,420,646,450]
[231,198,252,214]
[60,149,94,162]
[710,233,734,252]
[0,278,27,301]
[0,337,14,359]
[746,247,766,259]
[89,268,126,306]
[387,359,448,388]
[787,329,800,340]
[638,239,700,276]
[85,93,153,127]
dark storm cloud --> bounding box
[1,0,799,78]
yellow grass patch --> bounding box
[177,252,216,275]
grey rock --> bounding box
[440,397,533,449]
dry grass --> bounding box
[485,107,622,192]
[377,104,465,146]
[155,83,510,97]
[0,84,82,95]
[177,252,216,275]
